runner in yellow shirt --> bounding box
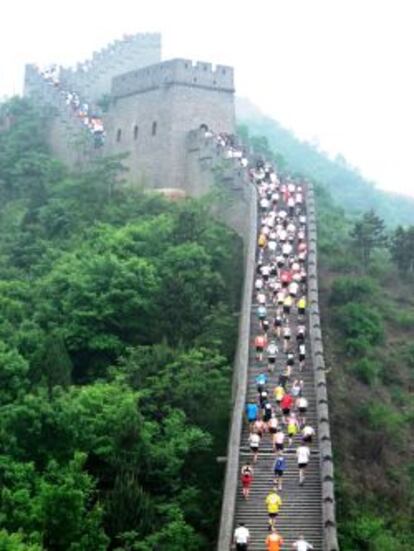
[265,487,282,528]
[297,296,307,320]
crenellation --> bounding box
[112,58,234,98]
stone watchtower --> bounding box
[23,34,236,195]
[104,59,235,193]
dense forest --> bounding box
[239,122,414,550]
[0,98,243,550]
[1,95,414,551]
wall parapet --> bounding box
[111,59,234,99]
[307,182,340,551]
[217,183,257,551]
[59,33,161,101]
[24,64,102,165]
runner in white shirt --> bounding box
[296,445,311,485]
[282,243,292,258]
[234,523,250,550]
[296,396,308,426]
[292,534,314,550]
[288,281,299,298]
[302,425,315,444]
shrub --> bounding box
[349,358,382,385]
[336,302,384,356]
[330,275,379,306]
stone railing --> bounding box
[306,183,339,551]
[217,181,257,551]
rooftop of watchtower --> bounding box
[111,58,235,98]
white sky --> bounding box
[1,0,413,196]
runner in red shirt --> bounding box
[280,393,294,423]
[240,463,254,500]
[255,335,267,361]
[280,270,292,288]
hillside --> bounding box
[0,97,242,550]
[236,97,414,226]
[315,185,414,550]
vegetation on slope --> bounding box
[237,98,414,226]
[0,98,242,550]
[316,186,414,551]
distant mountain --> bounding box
[236,97,414,226]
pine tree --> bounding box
[350,209,386,265]
[390,225,414,275]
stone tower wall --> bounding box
[59,33,161,102]
[106,59,235,190]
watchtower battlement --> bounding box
[59,33,161,102]
[111,58,234,98]
[23,33,235,195]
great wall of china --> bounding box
[23,33,339,550]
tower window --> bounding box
[133,125,139,140]
[116,128,122,142]
[152,121,157,136]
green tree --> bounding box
[390,225,414,275]
[350,209,387,265]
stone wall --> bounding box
[216,181,257,551]
[24,64,100,167]
[106,60,235,191]
[186,129,252,240]
[307,183,339,551]
[59,33,161,102]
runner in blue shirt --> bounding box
[246,402,258,425]
[256,373,268,393]
[273,453,286,491]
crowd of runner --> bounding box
[36,65,106,148]
[203,127,315,550]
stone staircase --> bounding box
[232,193,324,549]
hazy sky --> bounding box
[1,0,413,196]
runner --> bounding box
[273,312,283,339]
[296,443,311,485]
[296,395,308,426]
[246,401,258,426]
[274,384,285,410]
[265,487,282,529]
[291,379,304,398]
[268,413,278,450]
[274,426,285,453]
[253,417,266,439]
[267,340,278,372]
[298,343,306,371]
[280,392,294,423]
[263,401,273,423]
[297,295,307,320]
[249,430,261,463]
[266,527,284,551]
[282,322,292,352]
[278,364,292,390]
[255,334,267,361]
[292,534,314,550]
[302,424,315,444]
[287,412,300,446]
[273,453,286,491]
[240,463,254,500]
[233,522,250,551]
[256,372,268,393]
